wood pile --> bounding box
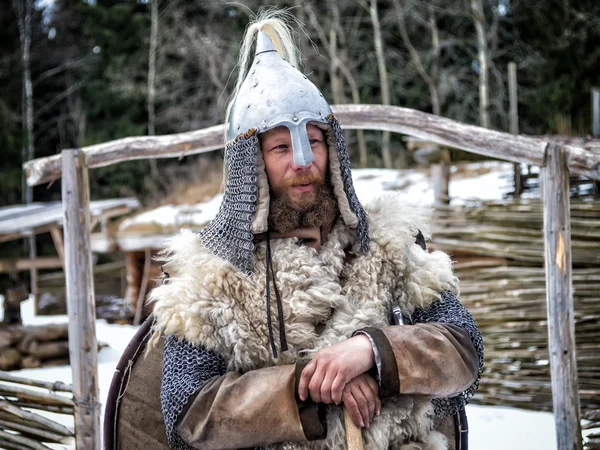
[0,324,106,371]
[0,325,70,371]
[0,371,74,448]
[37,260,129,321]
[431,198,600,419]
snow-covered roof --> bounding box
[0,198,140,242]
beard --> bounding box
[268,174,339,234]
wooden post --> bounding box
[28,233,38,314]
[432,155,450,206]
[509,62,522,197]
[593,88,599,138]
[133,248,151,326]
[541,145,582,450]
[61,149,101,449]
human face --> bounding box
[259,123,329,208]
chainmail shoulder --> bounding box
[199,131,259,276]
[327,115,369,252]
[161,334,227,449]
[408,291,484,417]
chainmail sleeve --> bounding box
[408,291,484,417]
[161,334,228,449]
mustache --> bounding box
[280,172,324,188]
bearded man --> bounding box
[105,13,483,450]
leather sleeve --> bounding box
[175,361,325,449]
[358,323,479,398]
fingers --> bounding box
[356,379,376,423]
[298,360,317,401]
[351,383,370,428]
[342,374,381,429]
[363,374,381,416]
[319,372,336,404]
[308,365,325,403]
[331,374,345,405]
[342,390,364,428]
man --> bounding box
[106,13,483,450]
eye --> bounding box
[272,144,289,152]
[309,138,322,145]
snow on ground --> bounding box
[10,163,590,449]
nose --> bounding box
[291,158,313,172]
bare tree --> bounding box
[470,0,490,128]
[12,0,34,200]
[391,0,441,116]
[148,0,159,178]
[304,3,369,167]
[12,0,37,300]
[366,0,393,168]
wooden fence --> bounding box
[23,104,600,450]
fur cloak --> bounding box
[150,194,459,450]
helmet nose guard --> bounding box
[227,30,332,167]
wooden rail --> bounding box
[23,105,600,186]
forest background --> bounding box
[2,0,600,280]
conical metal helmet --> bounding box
[227,31,332,166]
[199,27,369,276]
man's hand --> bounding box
[342,373,381,429]
[298,334,375,404]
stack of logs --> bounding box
[0,324,70,371]
[0,371,74,448]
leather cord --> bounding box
[265,231,288,358]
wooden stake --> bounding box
[508,62,522,197]
[541,145,582,450]
[432,157,450,206]
[133,248,151,326]
[343,407,363,450]
[61,149,101,449]
[593,88,599,138]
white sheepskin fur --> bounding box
[149,193,458,450]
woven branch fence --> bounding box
[431,198,600,447]
[0,372,74,449]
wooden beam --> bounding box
[23,105,600,187]
[541,145,582,450]
[25,124,223,187]
[61,149,101,449]
[0,257,62,273]
[0,224,57,244]
[49,226,65,268]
